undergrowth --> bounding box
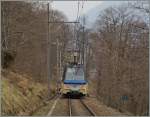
[1,70,55,116]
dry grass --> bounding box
[1,69,55,116]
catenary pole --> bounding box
[47,3,50,97]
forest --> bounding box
[1,1,149,116]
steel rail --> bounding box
[68,97,72,116]
[48,21,80,23]
[80,99,96,116]
[47,94,62,116]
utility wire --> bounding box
[76,0,86,64]
[76,0,85,22]
[79,0,85,20]
[76,1,80,22]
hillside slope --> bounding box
[1,70,55,116]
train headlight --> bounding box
[80,85,87,90]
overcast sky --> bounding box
[52,1,103,21]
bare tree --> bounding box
[92,4,149,115]
[1,1,72,83]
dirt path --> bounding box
[47,97,60,115]
[51,97,69,116]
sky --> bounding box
[52,1,103,21]
[50,1,147,28]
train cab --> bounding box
[61,64,88,96]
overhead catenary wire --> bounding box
[47,1,82,92]
[76,1,80,22]
[76,0,85,22]
[48,0,86,75]
[74,0,87,64]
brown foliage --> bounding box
[1,1,71,82]
[92,5,149,115]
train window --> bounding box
[65,68,75,80]
[74,67,84,80]
[65,66,85,80]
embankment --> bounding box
[1,70,55,116]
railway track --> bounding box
[68,97,72,116]
[47,94,61,116]
[80,98,96,116]
[47,95,96,116]
[68,97,96,116]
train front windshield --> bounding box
[65,67,84,80]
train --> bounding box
[61,64,88,96]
